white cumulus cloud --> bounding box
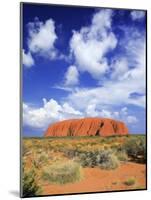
[86,104,99,117]
[64,65,79,86]
[23,98,82,129]
[85,105,138,125]
[23,17,59,68]
[23,97,138,130]
[70,9,117,79]
[131,10,145,20]
[110,58,129,80]
[27,18,58,59]
[127,116,138,124]
[22,49,34,68]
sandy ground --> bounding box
[41,162,146,195]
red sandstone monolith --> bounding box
[44,117,129,137]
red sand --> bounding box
[41,162,146,195]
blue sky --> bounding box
[22,3,146,136]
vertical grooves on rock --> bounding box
[45,118,129,137]
[87,121,93,135]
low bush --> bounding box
[75,149,119,169]
[42,161,82,184]
[97,150,119,169]
[64,149,78,158]
[124,177,136,186]
[22,168,41,197]
[123,137,146,163]
[36,153,49,167]
[115,150,128,162]
[78,153,96,167]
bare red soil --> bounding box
[41,162,146,195]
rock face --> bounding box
[44,117,129,137]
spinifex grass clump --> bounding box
[75,149,119,170]
[42,161,82,184]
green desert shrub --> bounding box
[96,150,119,169]
[75,151,97,167]
[76,149,119,169]
[22,168,41,197]
[115,150,129,162]
[64,149,78,158]
[42,161,82,184]
[123,137,146,163]
[79,155,96,167]
[32,153,49,169]
[124,177,136,186]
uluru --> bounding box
[44,117,129,137]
